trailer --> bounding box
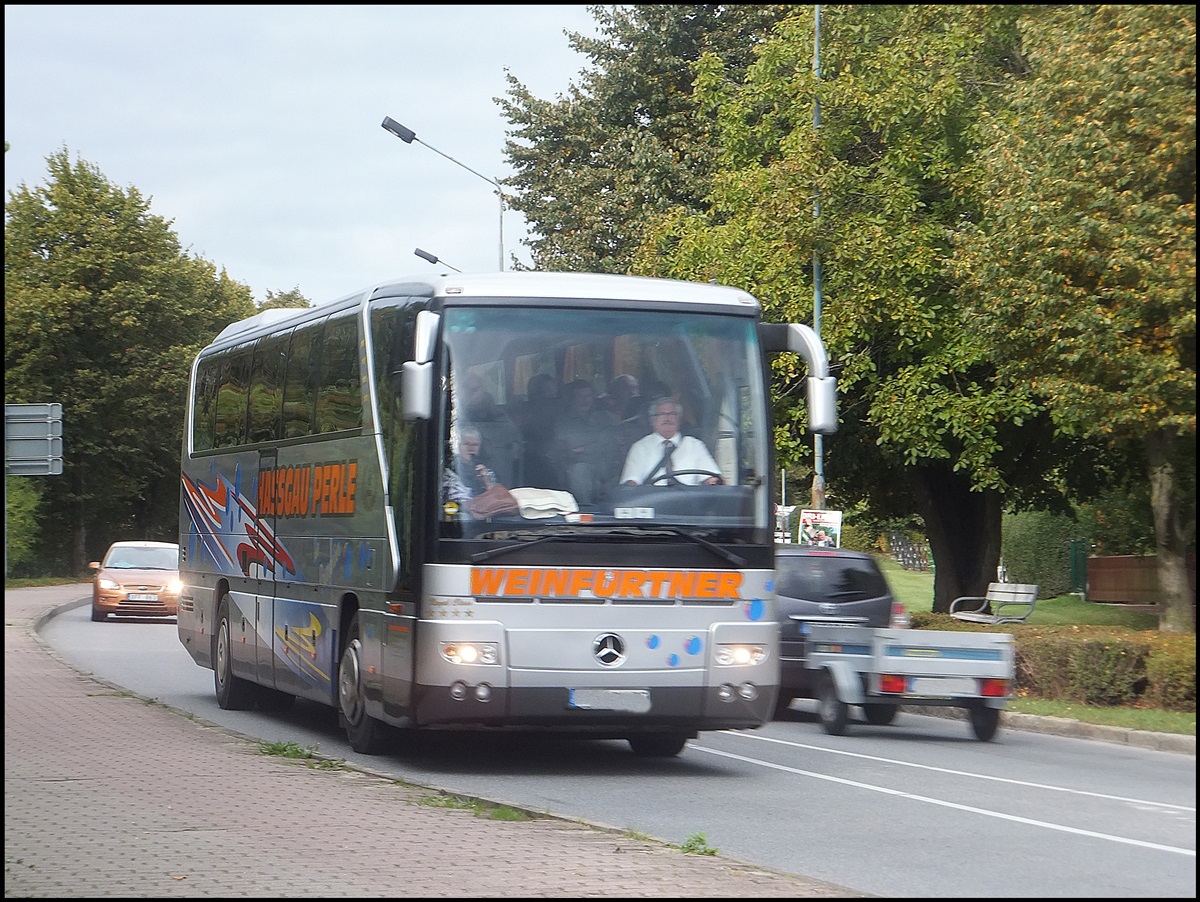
[803,624,1015,740]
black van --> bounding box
[774,545,910,717]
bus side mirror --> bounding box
[807,376,838,434]
[400,361,433,420]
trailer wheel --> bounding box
[816,671,850,736]
[968,701,1001,741]
[863,703,898,726]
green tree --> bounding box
[5,148,256,573]
[631,5,1112,609]
[260,287,312,310]
[500,4,789,272]
[4,476,43,575]
[955,5,1196,632]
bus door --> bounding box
[254,448,279,688]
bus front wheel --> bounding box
[338,614,391,755]
[214,596,258,710]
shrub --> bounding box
[1066,637,1146,706]
[1144,636,1197,713]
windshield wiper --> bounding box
[469,525,745,567]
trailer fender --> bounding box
[824,661,865,705]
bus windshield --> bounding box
[434,305,769,539]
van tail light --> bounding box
[879,674,907,694]
[890,602,911,629]
[980,678,1009,698]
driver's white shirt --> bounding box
[619,431,720,485]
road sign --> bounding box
[5,403,64,476]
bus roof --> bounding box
[211,272,761,347]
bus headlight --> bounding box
[441,642,499,665]
[714,644,767,666]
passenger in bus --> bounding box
[620,397,723,486]
[442,425,495,504]
[461,373,522,486]
[551,379,614,503]
[517,372,561,488]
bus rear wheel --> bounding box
[338,614,391,755]
[214,596,258,710]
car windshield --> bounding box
[104,546,178,570]
[776,555,890,602]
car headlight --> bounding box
[715,643,767,666]
[167,578,184,595]
[440,642,499,665]
[97,577,119,590]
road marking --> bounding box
[716,730,1196,811]
[693,743,1194,857]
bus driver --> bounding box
[619,397,722,486]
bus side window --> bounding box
[213,347,252,448]
[246,334,288,444]
[192,357,221,453]
[315,316,363,434]
[282,324,320,439]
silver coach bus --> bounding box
[177,271,836,756]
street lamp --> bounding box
[382,115,506,271]
[414,247,461,273]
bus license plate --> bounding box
[568,689,651,713]
[128,593,159,602]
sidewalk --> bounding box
[5,588,858,899]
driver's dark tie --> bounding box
[663,439,675,478]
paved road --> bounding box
[5,586,858,898]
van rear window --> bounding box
[776,556,890,603]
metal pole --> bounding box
[381,117,505,271]
[811,4,826,510]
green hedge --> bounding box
[907,614,1196,713]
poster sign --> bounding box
[774,504,797,542]
[798,509,843,547]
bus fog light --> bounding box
[738,682,759,701]
[717,683,736,702]
[449,681,468,701]
[474,683,493,703]
[715,643,766,666]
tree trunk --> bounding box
[1145,428,1196,634]
[909,464,1004,613]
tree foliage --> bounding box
[500,4,790,272]
[4,148,256,572]
[630,5,1096,609]
[955,5,1196,631]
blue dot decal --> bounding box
[684,636,702,656]
[646,635,661,650]
[667,654,680,667]
[744,598,765,622]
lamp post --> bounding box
[414,247,461,273]
[382,116,505,271]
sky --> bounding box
[4,4,600,305]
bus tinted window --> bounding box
[315,316,362,434]
[192,357,221,452]
[282,324,321,439]
[247,334,288,444]
[213,347,252,448]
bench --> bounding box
[950,582,1039,625]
